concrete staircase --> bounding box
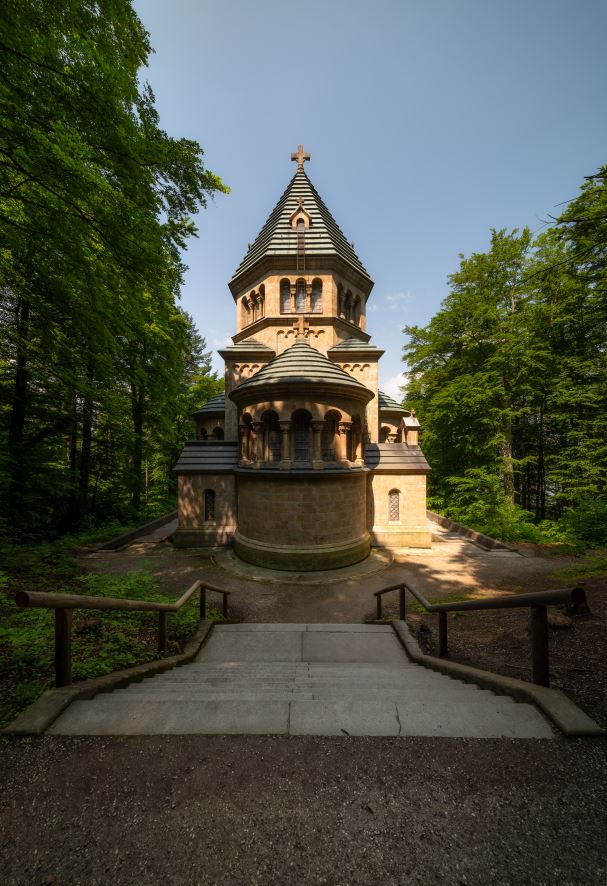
[49,624,553,738]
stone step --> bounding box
[45,623,554,739]
[48,697,551,738]
[115,682,495,698]
[110,691,508,703]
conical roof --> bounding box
[378,390,409,414]
[230,167,371,285]
[230,339,373,401]
[191,392,225,417]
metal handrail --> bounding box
[373,582,587,687]
[15,579,231,688]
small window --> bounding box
[389,490,400,522]
[296,279,306,313]
[204,489,216,522]
[212,427,224,440]
[280,280,291,313]
[311,280,322,313]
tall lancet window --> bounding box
[296,279,306,313]
[280,280,291,314]
[311,279,322,313]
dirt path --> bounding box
[84,524,578,624]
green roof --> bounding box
[191,392,225,417]
[219,337,275,356]
[329,338,383,353]
[231,168,372,285]
[231,339,373,398]
[378,390,408,414]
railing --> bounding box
[373,582,588,687]
[15,579,231,688]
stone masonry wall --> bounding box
[237,471,367,547]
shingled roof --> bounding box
[191,392,225,418]
[173,441,238,474]
[378,390,409,414]
[230,339,373,399]
[230,168,371,285]
[365,443,430,473]
[219,337,275,357]
[328,338,383,354]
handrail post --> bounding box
[222,591,228,619]
[399,585,406,621]
[531,605,549,686]
[438,611,448,657]
[376,594,382,620]
[158,611,168,654]
[55,608,72,687]
[199,585,206,620]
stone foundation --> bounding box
[235,468,370,570]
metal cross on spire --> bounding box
[291,144,310,170]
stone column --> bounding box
[354,426,365,465]
[337,421,352,466]
[279,420,292,470]
[253,421,264,469]
[312,420,324,470]
[238,424,247,466]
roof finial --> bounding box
[291,144,310,171]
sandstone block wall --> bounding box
[367,472,431,548]
[173,474,236,547]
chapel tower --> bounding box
[221,145,384,443]
[174,148,431,568]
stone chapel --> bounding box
[173,147,431,569]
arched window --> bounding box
[197,427,208,441]
[389,489,400,522]
[337,285,344,319]
[251,293,258,322]
[353,296,361,325]
[311,279,322,313]
[280,279,291,314]
[321,412,339,461]
[296,279,306,313]
[380,426,391,443]
[262,410,281,463]
[258,285,265,319]
[292,410,312,463]
[242,296,251,325]
[297,218,305,233]
[345,291,352,322]
[204,489,216,522]
[212,427,224,440]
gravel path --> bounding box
[2,734,606,884]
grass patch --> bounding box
[551,553,607,584]
[0,562,224,728]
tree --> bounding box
[0,1,227,537]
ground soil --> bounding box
[1,734,606,885]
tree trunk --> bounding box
[501,413,515,504]
[77,365,94,532]
[7,297,30,530]
[131,383,144,512]
[536,397,546,521]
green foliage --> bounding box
[404,167,607,548]
[0,2,227,541]
[0,566,224,726]
[552,554,607,584]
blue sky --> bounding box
[134,0,607,400]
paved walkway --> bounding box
[49,624,552,738]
